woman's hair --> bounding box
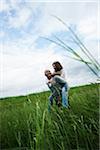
[52,61,63,71]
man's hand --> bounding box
[48,79,52,83]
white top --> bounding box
[60,69,66,79]
[53,69,66,79]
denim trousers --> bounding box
[48,93,57,112]
[62,83,69,107]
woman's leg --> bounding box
[62,84,69,107]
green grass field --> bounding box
[0,83,99,150]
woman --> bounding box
[52,61,69,108]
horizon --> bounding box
[0,82,98,99]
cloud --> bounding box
[0,1,99,97]
[0,0,22,12]
[0,41,63,97]
[0,0,9,12]
[0,0,39,30]
[0,30,6,38]
[8,7,32,28]
[78,16,98,40]
[30,2,98,39]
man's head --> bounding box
[44,70,52,79]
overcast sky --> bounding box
[0,0,99,98]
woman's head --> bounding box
[52,61,63,71]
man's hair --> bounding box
[52,61,63,71]
[44,70,51,76]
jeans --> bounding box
[49,95,54,106]
[48,91,60,112]
[62,83,69,107]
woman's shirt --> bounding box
[53,69,66,79]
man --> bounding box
[44,70,68,109]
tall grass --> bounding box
[41,16,100,78]
[0,84,99,150]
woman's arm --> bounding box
[52,71,62,77]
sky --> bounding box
[0,0,99,98]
